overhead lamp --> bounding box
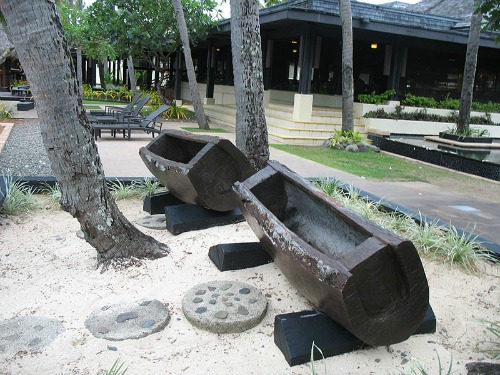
[371,43,378,49]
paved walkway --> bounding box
[2,102,499,252]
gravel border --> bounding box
[0,120,53,176]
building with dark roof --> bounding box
[187,0,499,104]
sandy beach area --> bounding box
[0,196,498,374]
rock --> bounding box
[345,144,359,152]
[182,280,267,334]
[85,299,170,341]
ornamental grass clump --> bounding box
[313,178,496,271]
[0,173,38,215]
[107,178,163,200]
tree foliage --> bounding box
[84,0,219,90]
[475,0,500,42]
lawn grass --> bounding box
[181,127,230,133]
[270,144,462,183]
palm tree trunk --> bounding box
[171,0,209,129]
[457,10,482,134]
[0,0,169,268]
[339,0,354,132]
[230,0,269,170]
[127,55,138,92]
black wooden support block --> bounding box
[164,204,244,235]
[143,192,185,214]
[17,101,34,111]
[274,305,437,366]
[413,304,436,335]
[274,310,365,366]
[208,242,273,271]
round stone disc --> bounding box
[0,316,65,355]
[85,299,170,341]
[136,215,167,230]
[182,280,267,334]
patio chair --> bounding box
[89,92,141,116]
[91,104,170,140]
[88,94,151,124]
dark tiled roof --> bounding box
[407,0,473,19]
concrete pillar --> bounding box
[293,93,313,122]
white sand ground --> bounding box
[0,198,498,375]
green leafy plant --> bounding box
[328,129,366,148]
[0,103,13,119]
[358,89,396,104]
[107,179,141,200]
[1,174,38,215]
[310,342,327,375]
[404,350,453,375]
[402,93,439,108]
[105,359,128,375]
[444,126,491,138]
[132,178,162,197]
[164,101,188,119]
[364,107,498,125]
[313,178,496,271]
[476,320,500,359]
[41,182,62,209]
[107,179,163,200]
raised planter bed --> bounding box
[438,132,493,144]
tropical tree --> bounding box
[338,0,354,132]
[456,9,483,134]
[230,0,269,170]
[58,0,84,90]
[86,0,217,97]
[476,0,500,42]
[172,0,210,129]
[0,0,169,269]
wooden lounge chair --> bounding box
[91,105,170,140]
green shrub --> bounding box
[364,107,498,125]
[400,93,500,113]
[0,103,12,118]
[357,89,396,104]
[313,178,497,271]
[437,94,460,110]
[327,129,366,148]
[164,101,189,119]
[1,174,38,215]
[402,93,438,108]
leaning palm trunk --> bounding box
[171,0,209,129]
[127,55,138,92]
[0,0,169,268]
[457,10,482,134]
[230,0,269,170]
[76,49,83,92]
[339,0,354,132]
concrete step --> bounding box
[204,103,365,145]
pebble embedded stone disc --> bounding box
[182,280,267,334]
[136,215,167,230]
[0,316,65,355]
[85,299,170,341]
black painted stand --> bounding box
[143,192,245,235]
[143,192,185,214]
[164,204,244,235]
[208,242,273,271]
[274,306,436,366]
